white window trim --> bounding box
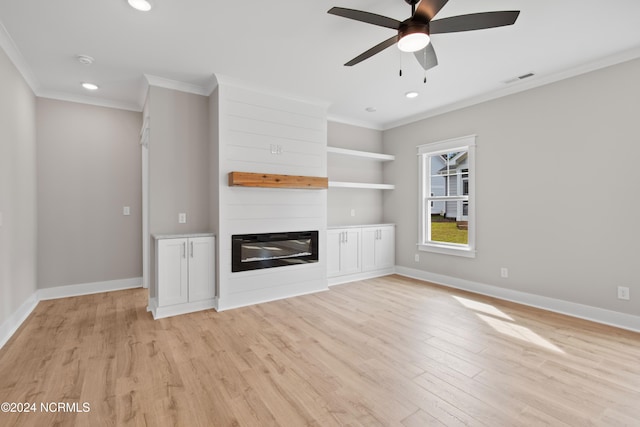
[417,135,476,258]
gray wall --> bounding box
[383,58,640,316]
[0,46,37,326]
[148,86,210,236]
[36,98,142,288]
[327,121,385,226]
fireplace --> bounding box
[232,231,319,272]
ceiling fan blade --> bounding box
[328,7,401,30]
[414,43,438,71]
[414,0,449,22]
[430,11,520,34]
[344,35,398,66]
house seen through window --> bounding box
[418,135,476,257]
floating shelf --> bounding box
[329,181,395,190]
[327,146,395,161]
[229,171,328,189]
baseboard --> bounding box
[395,266,640,333]
[328,267,395,286]
[38,277,143,301]
[1,277,143,350]
[0,292,39,350]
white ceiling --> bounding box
[2,0,640,129]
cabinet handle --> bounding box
[190,241,194,258]
[344,232,348,243]
[182,242,186,258]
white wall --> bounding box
[214,80,328,309]
[327,121,385,226]
[36,98,142,289]
[383,58,640,318]
[0,45,37,336]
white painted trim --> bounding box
[395,266,640,333]
[144,74,211,97]
[384,46,640,130]
[327,146,395,161]
[0,20,39,93]
[326,114,383,131]
[37,92,141,112]
[216,287,329,312]
[213,73,331,109]
[328,268,395,286]
[1,277,143,350]
[149,298,216,320]
[0,292,39,350]
[329,181,395,190]
[38,277,142,301]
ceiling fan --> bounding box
[328,0,520,72]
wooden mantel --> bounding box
[228,171,328,190]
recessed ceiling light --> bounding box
[405,91,419,99]
[82,82,99,91]
[365,107,377,113]
[127,0,152,12]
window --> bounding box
[418,135,476,257]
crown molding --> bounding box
[213,73,331,110]
[38,90,142,112]
[0,19,39,93]
[383,45,640,130]
[144,74,211,97]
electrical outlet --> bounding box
[500,267,509,278]
[350,209,356,217]
[617,286,630,300]
[178,213,187,224]
[415,253,420,262]
[123,206,130,216]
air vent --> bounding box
[503,72,535,84]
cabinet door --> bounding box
[157,238,188,306]
[188,236,215,301]
[341,229,361,275]
[361,228,378,272]
[327,229,343,278]
[375,226,395,270]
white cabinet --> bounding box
[328,224,394,285]
[150,234,215,319]
[361,226,395,272]
[327,228,361,277]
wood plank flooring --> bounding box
[1,274,639,426]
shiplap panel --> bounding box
[226,100,325,131]
[223,85,326,121]
[225,145,323,170]
[225,115,325,144]
[217,82,327,310]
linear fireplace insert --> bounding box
[232,231,319,272]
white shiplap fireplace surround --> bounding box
[211,76,329,310]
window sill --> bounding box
[418,243,476,258]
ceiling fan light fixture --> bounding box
[127,0,152,12]
[397,21,430,53]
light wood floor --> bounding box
[1,275,639,426]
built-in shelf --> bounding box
[328,181,395,190]
[327,146,395,161]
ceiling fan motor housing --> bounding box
[398,19,430,39]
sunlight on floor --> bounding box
[452,296,514,320]
[452,295,564,353]
[476,313,565,354]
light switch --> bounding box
[178,213,187,224]
[123,206,130,216]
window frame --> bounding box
[417,135,476,258]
